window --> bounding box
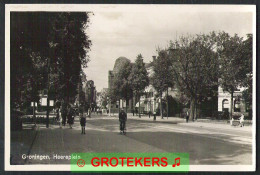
[222,99,229,110]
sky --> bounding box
[83,5,254,92]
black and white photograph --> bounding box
[4,4,256,172]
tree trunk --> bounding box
[139,95,141,118]
[118,100,120,114]
[125,98,128,114]
[33,101,36,126]
[189,97,196,121]
[230,91,234,120]
[198,102,201,119]
[194,102,197,121]
[166,88,169,119]
[160,92,163,119]
[46,97,50,128]
[46,57,50,128]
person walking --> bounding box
[61,103,67,127]
[55,107,60,121]
[67,105,74,129]
[186,109,189,123]
[88,108,92,118]
[153,110,156,121]
[56,107,62,128]
[239,114,245,127]
[119,109,127,134]
[230,117,234,126]
[80,113,86,134]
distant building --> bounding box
[84,80,97,110]
[137,60,179,115]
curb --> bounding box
[24,125,39,164]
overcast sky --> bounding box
[83,5,253,91]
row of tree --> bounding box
[11,12,92,112]
[109,31,252,120]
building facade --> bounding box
[218,86,249,117]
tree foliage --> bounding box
[110,59,133,109]
[150,49,175,118]
[128,54,149,116]
[10,12,92,110]
[151,50,174,94]
[129,54,149,96]
[100,89,109,108]
[169,33,219,119]
[216,32,252,118]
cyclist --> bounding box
[119,108,127,134]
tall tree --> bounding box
[48,12,91,104]
[10,12,92,112]
[151,50,174,119]
[11,12,91,128]
[217,32,252,119]
[240,34,253,112]
[128,54,149,118]
[100,89,109,108]
[169,33,219,120]
[111,60,133,112]
[10,12,52,110]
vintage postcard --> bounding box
[5,4,256,172]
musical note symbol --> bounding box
[172,157,180,167]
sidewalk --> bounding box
[104,113,252,133]
[11,124,38,164]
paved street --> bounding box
[11,114,252,165]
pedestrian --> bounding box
[67,105,74,129]
[88,108,91,118]
[61,103,67,127]
[55,107,60,121]
[56,107,62,128]
[153,110,156,121]
[239,114,245,127]
[80,113,86,134]
[148,110,151,118]
[107,109,109,114]
[132,109,135,116]
[119,109,127,134]
[230,117,234,126]
[186,109,189,123]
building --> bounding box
[137,59,180,115]
[84,80,97,110]
[218,86,250,117]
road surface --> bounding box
[11,114,252,165]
